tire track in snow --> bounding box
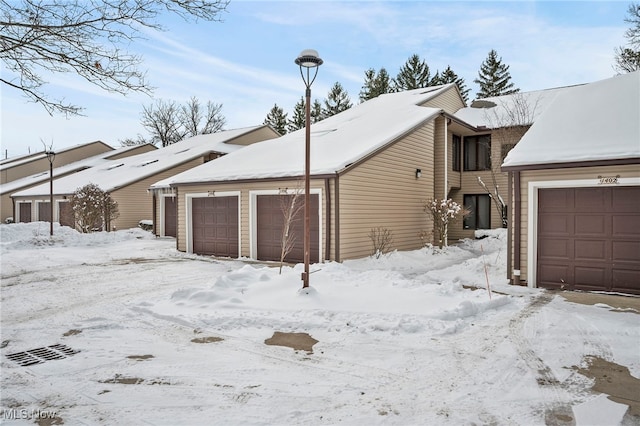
[508,292,576,425]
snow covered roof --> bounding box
[453,85,581,129]
[12,126,269,196]
[0,140,112,170]
[502,71,640,168]
[0,144,153,195]
[153,85,452,187]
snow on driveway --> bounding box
[1,223,638,425]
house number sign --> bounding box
[597,175,620,185]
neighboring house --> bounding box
[450,85,578,240]
[11,126,279,231]
[152,84,483,262]
[0,140,114,185]
[501,71,640,295]
[0,144,155,223]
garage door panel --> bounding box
[538,238,570,259]
[538,264,570,289]
[538,186,640,295]
[612,187,640,211]
[192,197,238,257]
[539,215,571,234]
[612,269,640,293]
[575,267,606,287]
[575,240,606,260]
[613,215,640,235]
[539,189,572,212]
[612,241,640,262]
[575,215,605,236]
[576,188,605,210]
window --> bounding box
[463,194,491,229]
[452,134,461,171]
[463,135,491,171]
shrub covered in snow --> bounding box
[69,183,119,233]
[424,198,470,249]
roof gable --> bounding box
[502,71,640,168]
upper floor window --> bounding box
[452,134,461,172]
[464,135,491,171]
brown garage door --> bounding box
[164,196,177,237]
[537,186,640,295]
[192,196,238,257]
[19,202,31,223]
[257,194,319,263]
[59,202,74,228]
[38,202,51,222]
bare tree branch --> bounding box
[1,0,229,116]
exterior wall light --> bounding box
[416,168,422,179]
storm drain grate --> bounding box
[6,344,79,367]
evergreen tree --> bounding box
[359,67,392,102]
[393,54,431,91]
[287,97,306,133]
[434,65,471,103]
[474,49,519,99]
[264,104,288,135]
[311,99,323,123]
[614,3,640,73]
[323,82,352,118]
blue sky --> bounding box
[0,1,630,157]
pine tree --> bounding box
[311,99,323,123]
[434,65,471,103]
[393,54,431,91]
[287,97,306,133]
[359,67,392,102]
[474,49,519,99]
[614,3,640,73]
[264,104,288,135]
[322,82,352,118]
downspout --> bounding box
[443,116,449,247]
[334,173,340,262]
[444,116,448,200]
[325,178,331,262]
[152,192,157,237]
[506,172,513,284]
[513,171,522,285]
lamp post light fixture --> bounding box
[45,150,56,236]
[295,49,323,289]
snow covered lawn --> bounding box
[1,223,638,425]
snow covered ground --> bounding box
[1,222,638,425]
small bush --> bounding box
[368,227,394,259]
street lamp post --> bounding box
[295,49,323,289]
[45,150,55,236]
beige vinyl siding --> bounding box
[516,164,640,284]
[104,144,156,160]
[1,142,112,184]
[338,122,435,260]
[227,126,280,146]
[1,193,14,223]
[110,158,204,230]
[420,86,465,114]
[174,179,328,258]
